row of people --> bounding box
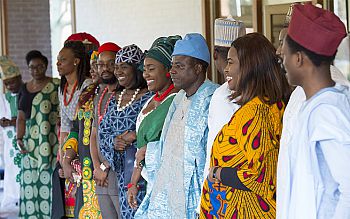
[0,3,349,219]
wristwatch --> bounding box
[100,163,109,172]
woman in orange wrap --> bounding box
[200,33,291,219]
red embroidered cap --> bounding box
[98,42,121,54]
[288,4,346,56]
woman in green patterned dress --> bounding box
[16,50,59,219]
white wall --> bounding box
[75,0,203,50]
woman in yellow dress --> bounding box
[200,33,291,219]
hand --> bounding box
[0,117,11,127]
[93,167,108,187]
[62,162,75,182]
[208,166,221,183]
[123,131,136,143]
[16,139,28,154]
[58,168,65,178]
[127,184,139,209]
[114,131,131,151]
[136,146,147,169]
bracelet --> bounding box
[127,183,139,190]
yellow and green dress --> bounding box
[62,83,102,218]
[200,97,285,219]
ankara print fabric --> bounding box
[200,97,285,219]
[18,78,60,219]
[98,91,153,218]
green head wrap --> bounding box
[145,35,182,70]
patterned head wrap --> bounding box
[90,51,99,61]
[145,35,182,69]
[0,56,21,80]
[115,44,144,65]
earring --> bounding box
[74,63,77,66]
[166,72,171,78]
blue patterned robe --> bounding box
[98,91,153,218]
[135,80,218,219]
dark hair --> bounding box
[25,50,48,67]
[60,41,91,93]
[285,35,336,67]
[189,57,209,73]
[230,32,291,105]
[116,63,147,92]
[214,46,230,60]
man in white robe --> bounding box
[0,56,22,218]
[277,4,350,219]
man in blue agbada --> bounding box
[135,33,218,219]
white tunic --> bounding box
[203,82,240,179]
[0,92,20,218]
[277,66,350,219]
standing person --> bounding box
[277,4,350,218]
[203,16,246,194]
[200,33,290,219]
[90,51,100,83]
[89,42,122,218]
[98,44,153,218]
[54,40,92,218]
[137,33,218,219]
[0,56,22,218]
[127,35,181,211]
[16,50,60,219]
[60,43,121,218]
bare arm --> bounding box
[90,126,109,187]
[90,127,100,170]
[59,131,69,165]
[16,110,27,153]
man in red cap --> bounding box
[277,4,350,219]
[90,42,122,218]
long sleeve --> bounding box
[318,140,350,219]
[309,104,350,218]
[218,101,283,200]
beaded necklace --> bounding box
[63,81,78,106]
[116,88,140,111]
[153,84,174,102]
[98,87,115,124]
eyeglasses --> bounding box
[96,61,115,70]
[28,64,45,72]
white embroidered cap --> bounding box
[214,16,246,47]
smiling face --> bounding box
[224,47,240,91]
[90,59,99,83]
[114,62,136,88]
[3,75,22,93]
[276,28,288,57]
[143,57,171,92]
[169,56,199,92]
[28,58,47,80]
[56,48,79,77]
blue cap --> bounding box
[172,33,210,64]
